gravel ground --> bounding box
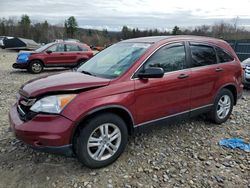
[0,49,249,188]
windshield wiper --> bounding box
[81,70,96,76]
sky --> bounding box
[1,0,250,31]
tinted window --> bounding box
[190,44,216,67]
[48,44,65,52]
[216,47,234,63]
[144,43,185,73]
[66,44,79,52]
[78,46,88,51]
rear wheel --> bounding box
[77,59,87,67]
[28,60,43,74]
[75,113,128,168]
[208,88,234,124]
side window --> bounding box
[48,44,65,52]
[78,45,88,51]
[66,44,80,52]
[144,43,186,73]
[216,47,234,63]
[190,44,216,67]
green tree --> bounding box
[64,16,78,38]
[19,14,31,37]
[41,20,49,42]
[121,25,130,39]
[172,26,181,35]
[0,18,6,35]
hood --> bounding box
[20,72,110,97]
[242,58,250,65]
[18,51,33,55]
[18,51,39,55]
[241,58,250,68]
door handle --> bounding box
[178,73,189,79]
[60,53,64,55]
[215,67,223,72]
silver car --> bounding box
[241,58,250,87]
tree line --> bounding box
[0,15,250,46]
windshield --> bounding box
[77,42,151,79]
[35,43,54,52]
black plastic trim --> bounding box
[12,63,29,69]
[30,144,73,157]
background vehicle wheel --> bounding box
[208,88,234,124]
[75,113,128,168]
[28,60,43,74]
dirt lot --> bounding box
[0,49,249,188]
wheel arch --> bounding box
[29,59,44,66]
[77,58,87,62]
[71,105,135,150]
[215,84,237,105]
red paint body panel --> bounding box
[9,36,243,149]
[62,80,136,122]
[134,69,191,124]
[28,42,93,66]
[21,72,110,97]
[9,104,73,146]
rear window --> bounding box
[216,47,234,63]
[190,44,217,67]
[78,45,89,51]
[66,44,79,52]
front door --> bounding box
[44,43,66,65]
[134,42,191,126]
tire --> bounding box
[28,60,44,74]
[75,113,128,168]
[208,88,234,124]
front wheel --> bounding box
[28,60,44,74]
[75,113,128,168]
[208,88,234,124]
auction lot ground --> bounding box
[0,49,249,188]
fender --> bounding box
[70,104,135,144]
[213,83,238,105]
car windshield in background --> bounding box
[35,43,54,52]
[77,42,151,79]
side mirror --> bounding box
[138,67,164,79]
[46,50,52,54]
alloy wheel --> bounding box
[87,123,121,161]
[216,95,231,119]
[32,62,42,73]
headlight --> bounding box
[30,94,76,114]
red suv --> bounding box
[9,36,243,168]
[13,41,93,73]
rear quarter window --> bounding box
[216,47,234,63]
[190,43,217,67]
[78,45,89,51]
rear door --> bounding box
[134,42,191,126]
[188,42,222,109]
[65,44,80,65]
[44,43,66,65]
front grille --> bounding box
[17,93,37,121]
